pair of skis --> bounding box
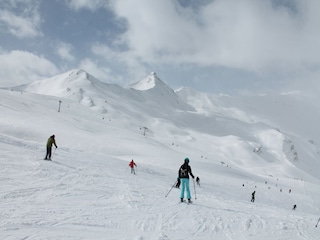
[316,217,320,227]
[180,200,192,205]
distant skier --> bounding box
[129,159,137,174]
[178,158,194,203]
[196,176,200,186]
[292,204,297,210]
[175,178,181,188]
[44,135,57,160]
[251,191,256,202]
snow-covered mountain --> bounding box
[1,70,320,239]
[129,72,165,91]
[14,69,193,116]
[129,71,194,112]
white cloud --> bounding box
[0,50,59,87]
[0,2,42,38]
[110,0,320,77]
[78,58,117,83]
[65,0,109,11]
[55,42,75,62]
[90,43,149,84]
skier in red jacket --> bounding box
[129,160,137,174]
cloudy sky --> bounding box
[1,0,320,94]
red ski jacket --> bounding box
[129,161,136,168]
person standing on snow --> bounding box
[129,159,137,174]
[178,157,194,203]
[251,191,256,202]
[196,176,200,186]
[44,135,57,160]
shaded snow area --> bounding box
[1,70,320,239]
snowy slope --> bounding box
[1,70,320,239]
[176,87,320,180]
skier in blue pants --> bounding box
[178,158,195,203]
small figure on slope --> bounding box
[292,204,297,210]
[178,157,194,203]
[251,191,256,202]
[129,159,137,174]
[196,176,200,186]
[44,135,57,160]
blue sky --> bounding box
[1,0,320,94]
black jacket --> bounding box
[178,163,194,179]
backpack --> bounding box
[179,165,188,177]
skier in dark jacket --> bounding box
[179,158,194,203]
[251,191,256,202]
[196,176,200,186]
[44,135,57,160]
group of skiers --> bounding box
[128,157,198,203]
[43,135,298,208]
[44,134,138,173]
[127,156,198,203]
[251,190,297,210]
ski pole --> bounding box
[51,147,57,160]
[193,178,197,200]
[316,217,320,227]
[165,180,178,197]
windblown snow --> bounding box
[1,69,319,240]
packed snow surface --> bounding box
[1,69,320,239]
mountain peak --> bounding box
[128,72,194,111]
[13,68,105,99]
[129,72,166,91]
[64,69,94,83]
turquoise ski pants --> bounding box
[180,178,191,199]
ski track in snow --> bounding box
[1,146,319,240]
[1,141,319,240]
